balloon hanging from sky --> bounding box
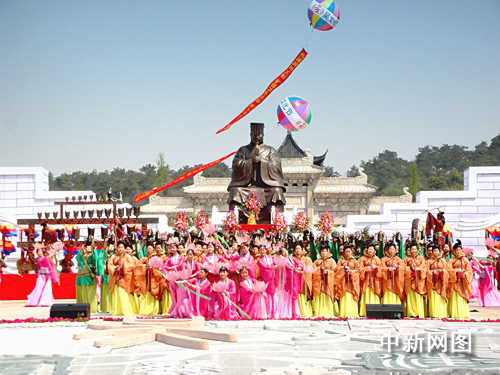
[277,96,311,131]
[308,0,340,31]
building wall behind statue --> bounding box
[344,166,500,255]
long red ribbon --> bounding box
[216,48,308,135]
[134,150,237,203]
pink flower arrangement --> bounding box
[205,263,221,275]
[148,257,163,269]
[212,280,228,293]
[253,280,267,293]
[195,211,210,231]
[174,212,189,233]
[202,223,218,236]
[164,270,180,281]
[293,212,310,232]
[317,212,334,234]
[273,256,288,269]
[244,191,261,216]
[177,268,192,280]
[227,261,242,273]
[224,211,239,233]
[273,210,287,233]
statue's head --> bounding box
[250,122,264,145]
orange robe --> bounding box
[134,256,163,300]
[334,257,360,302]
[403,255,427,296]
[380,256,405,300]
[312,257,336,302]
[108,254,137,294]
[447,256,473,301]
[298,256,314,299]
[426,258,449,300]
[358,255,382,297]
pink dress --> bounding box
[257,255,277,318]
[470,260,481,302]
[283,256,302,319]
[212,278,239,320]
[189,278,212,318]
[26,256,59,307]
[162,254,185,315]
[477,262,500,307]
[239,278,268,319]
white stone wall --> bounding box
[0,167,94,218]
[344,167,500,256]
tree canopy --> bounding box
[50,134,500,202]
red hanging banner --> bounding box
[216,48,308,135]
[134,151,237,203]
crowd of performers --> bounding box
[16,227,495,320]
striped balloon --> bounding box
[308,0,340,31]
[277,96,311,131]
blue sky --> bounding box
[1,0,499,175]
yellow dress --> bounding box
[404,289,425,318]
[76,285,97,313]
[428,290,448,318]
[448,290,469,319]
[359,287,380,317]
[100,282,112,313]
[161,289,172,315]
[138,292,160,315]
[113,286,138,316]
[312,292,336,318]
[381,290,401,305]
[338,291,359,319]
[298,294,313,318]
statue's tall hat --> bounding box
[250,122,264,132]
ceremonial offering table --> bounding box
[0,273,76,300]
[238,224,275,234]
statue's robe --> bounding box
[228,143,286,220]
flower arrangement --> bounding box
[148,257,163,269]
[273,210,287,233]
[293,212,310,232]
[164,270,180,281]
[202,224,218,236]
[227,261,242,273]
[244,191,262,216]
[273,256,288,269]
[224,211,239,233]
[316,212,334,234]
[253,281,267,294]
[212,280,228,293]
[205,263,222,275]
[174,212,190,233]
[195,210,210,231]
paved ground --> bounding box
[1,300,500,374]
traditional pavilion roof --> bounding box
[277,132,307,158]
[313,150,328,167]
[277,131,327,167]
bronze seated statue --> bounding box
[227,123,286,224]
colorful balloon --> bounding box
[277,96,311,131]
[308,0,340,31]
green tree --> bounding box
[346,165,359,177]
[361,151,409,195]
[323,166,340,177]
[154,153,170,190]
[408,162,419,202]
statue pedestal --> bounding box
[238,224,276,234]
